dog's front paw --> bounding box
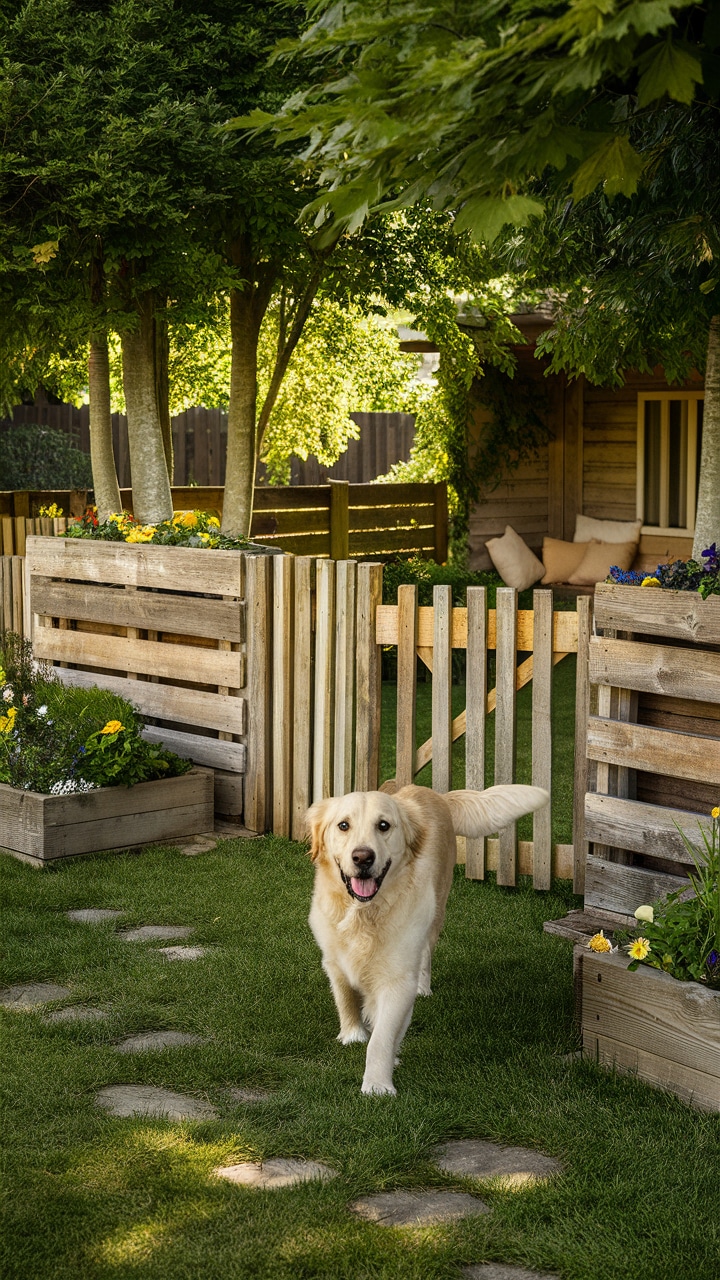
[338,1026,369,1045]
[361,1078,397,1096]
[416,982,432,997]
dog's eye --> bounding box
[338,820,350,832]
[377,819,390,832]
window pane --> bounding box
[644,401,661,526]
[668,400,688,528]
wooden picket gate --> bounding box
[260,557,588,889]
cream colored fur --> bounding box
[307,783,548,1095]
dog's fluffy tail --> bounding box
[444,785,549,838]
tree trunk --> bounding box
[121,294,173,525]
[693,314,720,560]
[222,286,262,538]
[255,268,323,453]
[154,302,173,482]
[88,334,122,521]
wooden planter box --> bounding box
[0,766,214,864]
[581,583,720,916]
[577,946,720,1113]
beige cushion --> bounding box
[568,539,637,585]
[485,525,545,591]
[574,514,642,544]
[540,538,591,584]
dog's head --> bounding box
[307,791,420,904]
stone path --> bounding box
[96,1085,216,1121]
[0,982,71,1008]
[433,1140,563,1187]
[65,909,123,924]
[119,925,194,943]
[463,1266,560,1280]
[46,1006,109,1023]
[115,1031,207,1053]
[215,1158,337,1189]
[350,1190,490,1227]
[158,945,208,961]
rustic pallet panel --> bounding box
[244,554,272,833]
[464,586,487,880]
[584,853,690,915]
[584,795,710,866]
[33,625,243,687]
[593,583,720,645]
[431,585,453,793]
[141,726,245,772]
[55,668,245,735]
[495,588,518,886]
[31,577,244,643]
[590,636,720,703]
[26,536,245,597]
[587,716,720,782]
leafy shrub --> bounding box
[0,423,92,490]
[382,555,506,607]
[0,633,191,793]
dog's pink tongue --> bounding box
[351,877,376,898]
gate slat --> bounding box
[313,559,335,802]
[272,554,294,836]
[355,563,383,792]
[333,560,356,796]
[396,584,418,788]
[465,586,487,879]
[495,587,518,885]
[291,558,314,840]
[432,584,453,793]
[532,589,553,889]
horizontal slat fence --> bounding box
[0,482,448,563]
[583,583,719,917]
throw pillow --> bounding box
[485,525,545,591]
[540,537,591,584]
[573,514,642,544]
[568,539,637,585]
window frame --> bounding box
[636,391,704,537]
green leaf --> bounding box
[572,134,645,200]
[454,194,545,242]
[637,39,704,107]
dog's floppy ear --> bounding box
[306,799,331,862]
[394,794,424,855]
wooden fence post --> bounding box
[333,560,356,796]
[396,584,418,788]
[291,557,314,841]
[272,554,294,836]
[532,589,553,890]
[432,584,453,792]
[573,593,593,894]
[495,586,518,885]
[433,483,449,563]
[329,480,350,560]
[244,554,273,833]
[465,586,487,879]
[313,559,335,802]
[354,562,383,791]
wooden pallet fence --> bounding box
[375,587,581,888]
[1,483,448,562]
[24,536,278,821]
[582,582,720,917]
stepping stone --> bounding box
[175,834,218,856]
[116,1031,206,1053]
[120,925,193,943]
[96,1085,216,1121]
[463,1267,560,1280]
[433,1141,563,1188]
[0,982,71,1009]
[158,946,208,961]
[214,1158,336,1189]
[46,1006,109,1023]
[66,909,123,924]
[350,1190,489,1228]
[229,1087,273,1104]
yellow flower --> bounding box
[588,931,613,953]
[641,576,661,587]
[0,705,17,733]
[38,502,63,518]
[100,720,124,735]
[172,512,183,524]
[181,511,198,528]
[712,806,720,820]
[628,938,651,960]
[634,904,654,924]
[125,527,154,543]
[208,516,220,527]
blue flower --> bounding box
[708,950,719,968]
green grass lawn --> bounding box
[2,837,718,1280]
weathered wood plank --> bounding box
[593,583,720,645]
[532,589,553,889]
[348,527,434,556]
[587,1031,720,1112]
[432,585,453,793]
[26,535,245,596]
[495,588,518,886]
[33,626,242,687]
[354,563,383,792]
[590,636,720,704]
[584,853,690,915]
[465,586,487,880]
[272,555,294,836]
[375,605,579,652]
[244,555,272,834]
[31,577,244,642]
[55,667,245,735]
[43,801,214,859]
[313,560,335,803]
[396,585,418,790]
[292,558,314,841]
[457,837,573,880]
[587,716,720,782]
[581,951,720,1079]
[584,795,711,865]
[333,560,356,796]
[573,595,593,894]
[141,726,245,772]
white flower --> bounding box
[634,905,654,924]
[3,687,14,702]
[37,705,48,716]
[49,778,97,795]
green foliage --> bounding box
[381,555,503,607]
[0,424,92,490]
[0,632,190,793]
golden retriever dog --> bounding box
[307,783,549,1095]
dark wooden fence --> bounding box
[1,405,415,487]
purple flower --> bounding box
[708,950,719,968]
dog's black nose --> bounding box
[351,847,375,871]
